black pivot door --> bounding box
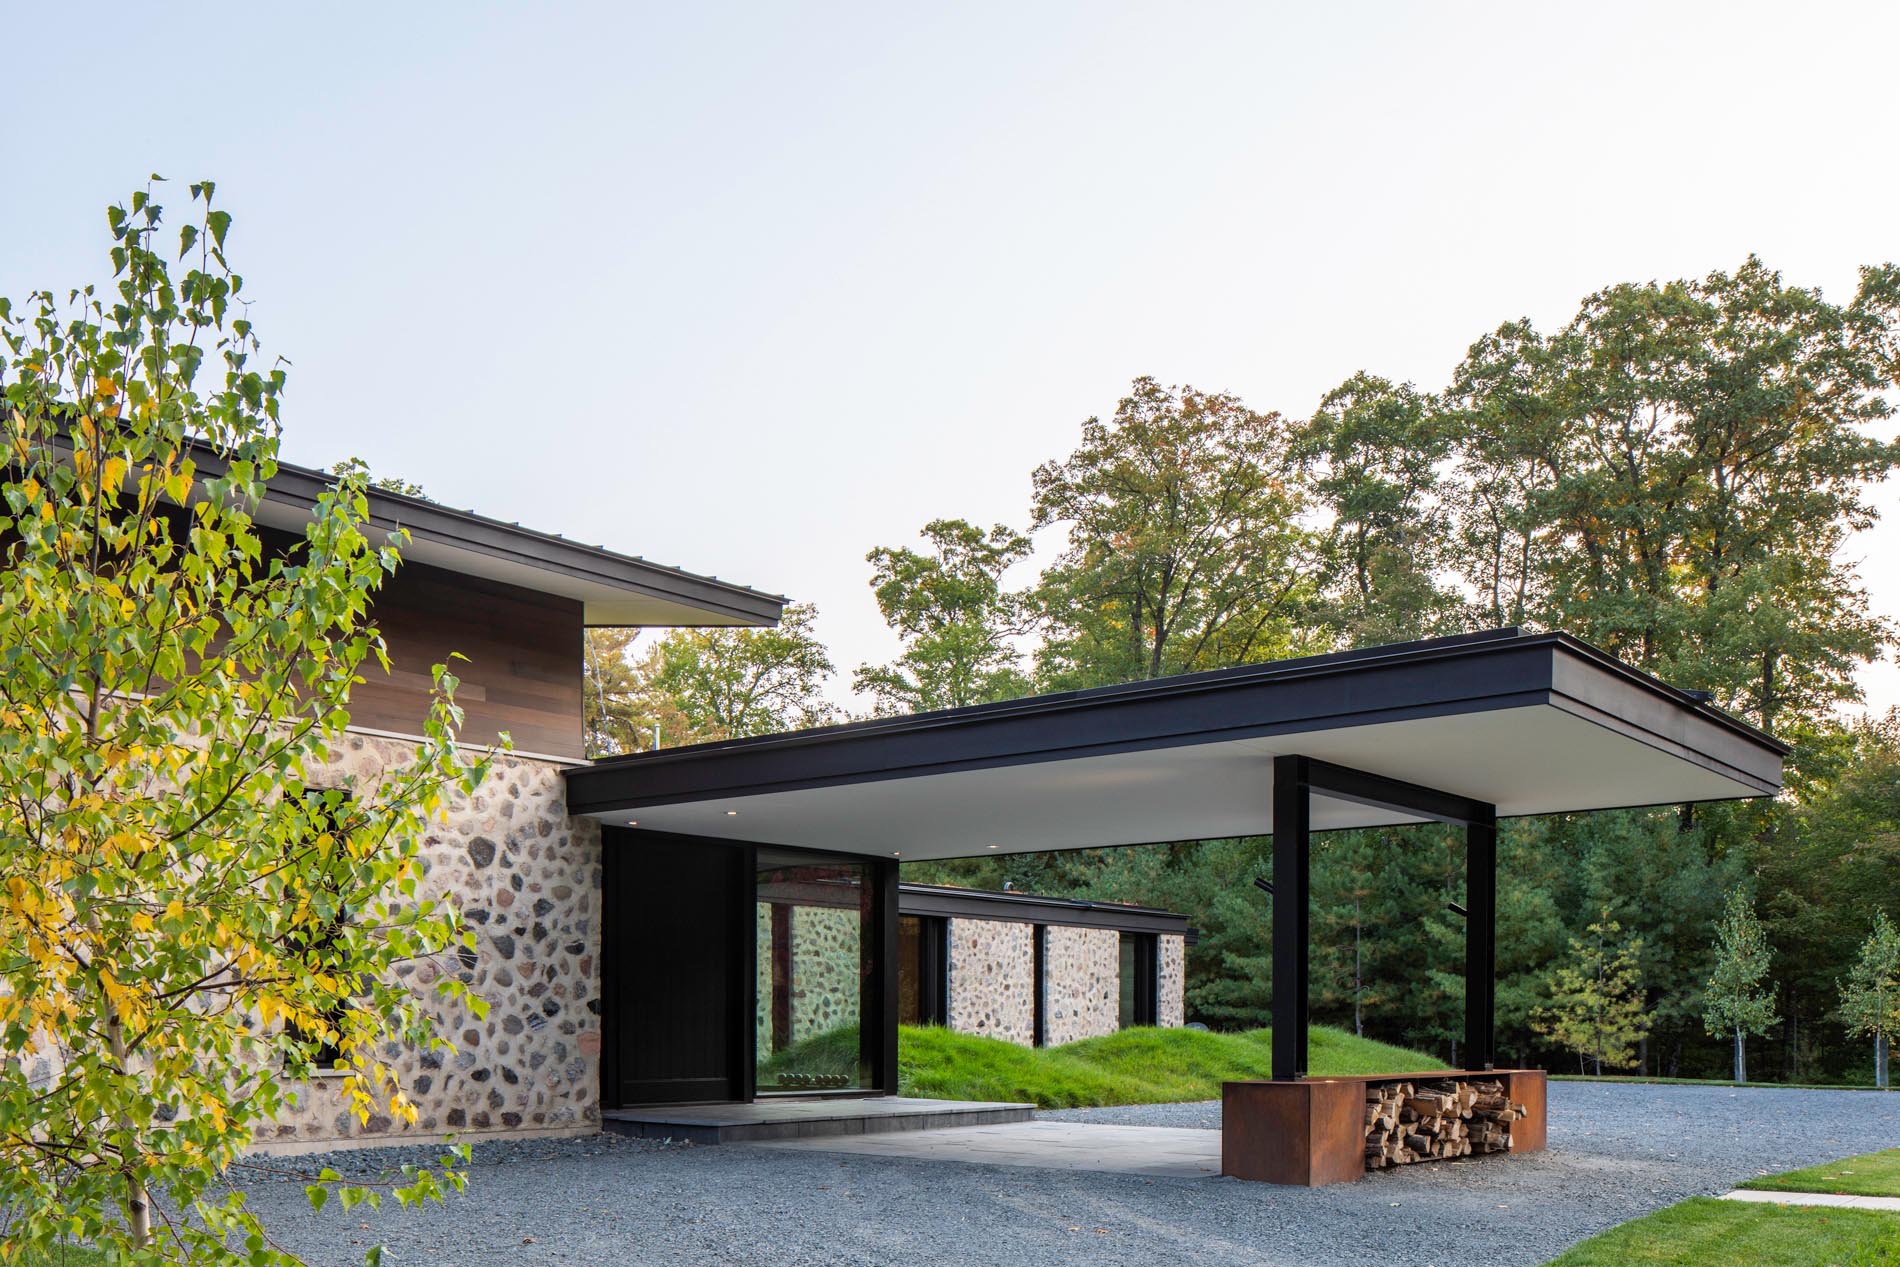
[600,830,751,1106]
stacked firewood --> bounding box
[1363,1077,1527,1170]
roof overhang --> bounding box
[564,630,1787,862]
[213,448,786,627]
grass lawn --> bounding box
[1740,1150,1900,1199]
[896,1023,1442,1107]
[1544,1198,1900,1266]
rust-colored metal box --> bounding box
[1221,1069,1547,1186]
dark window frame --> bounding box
[1120,931,1157,1029]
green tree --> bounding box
[1534,912,1649,1074]
[1840,911,1900,1089]
[0,182,479,1263]
[1703,887,1779,1083]
[641,602,836,742]
[1031,377,1321,689]
[1449,258,1900,740]
[1295,372,1461,646]
[583,626,658,756]
[854,518,1032,713]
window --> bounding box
[1032,924,1050,1046]
[1119,932,1157,1029]
[756,850,874,1092]
[897,914,947,1027]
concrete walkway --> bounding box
[1721,1188,1900,1212]
[755,1120,1223,1178]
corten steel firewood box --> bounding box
[1221,1069,1547,1186]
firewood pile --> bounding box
[1363,1077,1527,1170]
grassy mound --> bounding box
[896,1023,1443,1107]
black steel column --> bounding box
[1271,755,1310,1080]
[864,857,901,1094]
[1465,810,1498,1070]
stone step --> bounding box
[601,1096,1035,1145]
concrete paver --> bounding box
[755,1120,1223,1177]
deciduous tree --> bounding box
[1840,911,1900,1089]
[640,602,836,742]
[1534,912,1649,1075]
[1030,377,1320,689]
[854,519,1032,713]
[0,182,479,1264]
[1703,887,1778,1083]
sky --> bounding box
[5,1,1899,716]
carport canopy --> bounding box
[566,628,1786,1080]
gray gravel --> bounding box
[235,1083,1900,1267]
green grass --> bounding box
[1543,1198,1900,1266]
[1741,1149,1900,1199]
[896,1023,1443,1108]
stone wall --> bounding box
[1040,926,1119,1045]
[789,906,860,1041]
[256,735,601,1153]
[1158,933,1186,1028]
[945,918,1035,1045]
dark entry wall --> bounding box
[598,827,899,1106]
[599,829,755,1105]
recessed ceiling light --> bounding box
[629,820,638,826]
[726,810,738,816]
[987,843,999,849]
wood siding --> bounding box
[354,559,586,759]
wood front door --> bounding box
[600,831,751,1106]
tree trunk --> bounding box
[106,1002,151,1247]
[1734,1028,1746,1084]
[1879,1033,1889,1091]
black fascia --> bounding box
[897,884,1192,936]
[183,442,787,627]
[567,629,1787,816]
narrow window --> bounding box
[897,914,948,1027]
[1032,924,1048,1047]
[1119,932,1157,1029]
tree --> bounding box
[854,519,1032,713]
[1448,259,1900,740]
[1840,911,1900,1089]
[640,602,836,742]
[1703,887,1779,1083]
[0,182,479,1263]
[1294,372,1461,647]
[1031,377,1321,689]
[583,626,658,756]
[1534,912,1649,1074]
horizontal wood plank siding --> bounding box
[355,560,585,759]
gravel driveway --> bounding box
[237,1083,1900,1267]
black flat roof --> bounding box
[567,629,1786,861]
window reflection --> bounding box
[756,851,871,1092]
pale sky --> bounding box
[5,2,1899,717]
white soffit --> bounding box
[598,703,1762,861]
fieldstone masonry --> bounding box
[258,736,602,1153]
[945,918,1035,1045]
[1159,933,1186,1028]
[1040,926,1119,1045]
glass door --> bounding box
[755,849,873,1093]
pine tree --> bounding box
[1840,911,1900,1089]
[1534,911,1649,1074]
[1702,887,1778,1083]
